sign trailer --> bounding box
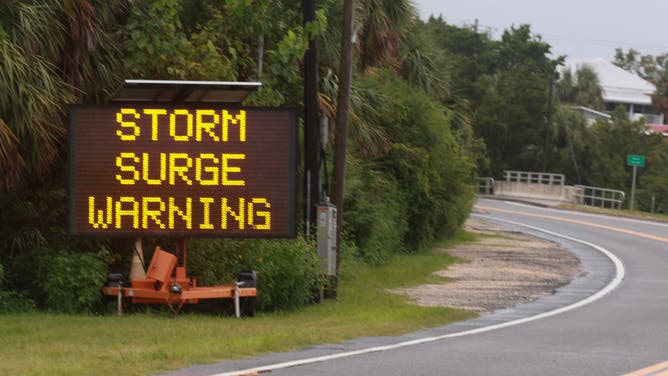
[69,92,297,315]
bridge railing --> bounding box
[476,177,495,195]
[504,171,565,186]
[573,185,625,210]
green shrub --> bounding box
[344,164,407,264]
[346,71,477,253]
[242,237,319,310]
[41,249,110,313]
[0,289,36,313]
[188,237,319,311]
[3,245,59,307]
[0,189,113,312]
[185,239,243,287]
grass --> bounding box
[0,232,477,376]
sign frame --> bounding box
[68,103,297,238]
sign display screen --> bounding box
[68,104,296,237]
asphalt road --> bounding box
[164,198,668,376]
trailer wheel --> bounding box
[240,296,256,317]
[237,271,257,317]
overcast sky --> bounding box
[413,0,668,60]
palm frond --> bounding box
[320,68,390,158]
[0,39,72,190]
[1,1,66,59]
[0,118,25,192]
[357,0,417,71]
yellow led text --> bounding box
[115,108,246,142]
[115,152,245,186]
[87,196,271,231]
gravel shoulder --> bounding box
[390,217,583,313]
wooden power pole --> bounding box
[303,0,320,235]
[329,0,355,297]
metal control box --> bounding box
[317,201,337,276]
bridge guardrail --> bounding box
[476,177,495,195]
[573,185,625,210]
[504,171,565,186]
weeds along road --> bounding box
[165,198,668,376]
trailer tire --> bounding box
[240,296,256,317]
[237,271,257,317]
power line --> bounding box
[540,33,668,53]
[468,22,668,55]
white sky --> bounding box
[413,0,668,60]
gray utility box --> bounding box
[317,201,337,276]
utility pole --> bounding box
[542,72,554,172]
[542,57,563,172]
[329,0,354,298]
[303,0,320,236]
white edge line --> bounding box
[210,215,626,376]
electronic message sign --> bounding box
[68,104,296,237]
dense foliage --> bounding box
[344,71,475,262]
[0,0,328,313]
[423,19,560,175]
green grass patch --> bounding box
[433,228,479,249]
[0,237,477,376]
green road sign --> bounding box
[627,154,645,167]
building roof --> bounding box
[571,105,611,120]
[648,124,668,136]
[563,58,655,106]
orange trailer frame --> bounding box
[102,246,257,317]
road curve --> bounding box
[163,198,668,376]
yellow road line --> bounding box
[476,205,668,244]
[622,360,668,376]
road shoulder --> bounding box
[390,217,582,313]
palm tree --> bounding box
[57,0,127,101]
[0,0,126,191]
[0,29,71,192]
[557,65,604,111]
[399,21,449,100]
[574,65,604,110]
[356,0,415,72]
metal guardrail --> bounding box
[573,185,625,210]
[476,177,495,195]
[504,171,565,186]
